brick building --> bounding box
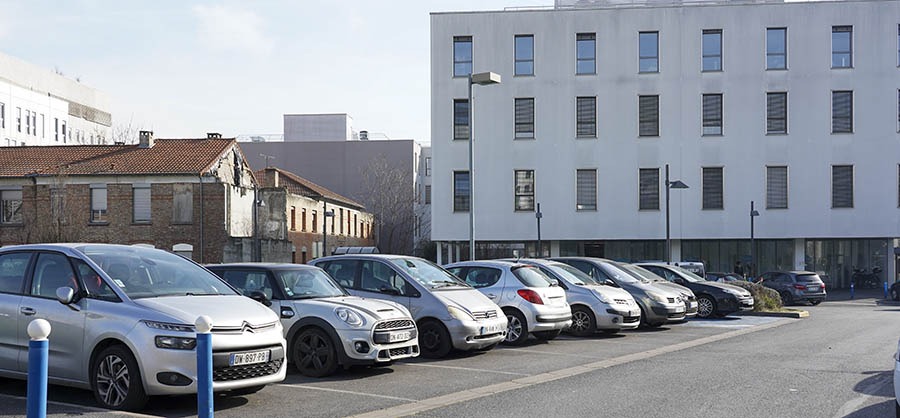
[0,131,292,263]
[255,166,375,263]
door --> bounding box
[0,252,31,373]
[461,267,503,303]
[358,261,412,312]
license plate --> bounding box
[388,330,412,343]
[807,286,819,291]
[689,301,697,308]
[675,306,685,313]
[480,324,503,335]
[230,350,269,366]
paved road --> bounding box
[1,294,897,417]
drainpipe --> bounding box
[198,174,204,263]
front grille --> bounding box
[472,310,498,319]
[213,359,282,382]
[375,319,415,330]
[377,345,419,359]
[210,321,278,334]
[623,316,640,323]
[667,312,684,319]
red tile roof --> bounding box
[256,167,365,210]
[0,139,238,177]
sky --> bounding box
[0,0,551,144]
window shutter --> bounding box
[767,93,787,134]
[832,165,853,208]
[92,187,107,211]
[702,167,724,209]
[702,94,722,135]
[515,98,535,138]
[133,186,151,222]
[576,97,596,137]
[766,166,788,209]
[639,168,660,210]
[454,99,469,140]
[832,91,852,133]
[454,172,470,212]
[639,95,659,136]
[576,169,597,210]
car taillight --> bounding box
[821,283,826,290]
[793,284,807,290]
[517,289,544,305]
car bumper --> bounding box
[529,305,573,332]
[717,295,755,314]
[894,359,900,407]
[795,291,827,302]
[447,317,507,351]
[598,306,641,330]
[336,327,419,365]
[648,301,686,323]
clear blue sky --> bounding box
[0,0,549,143]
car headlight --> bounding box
[722,288,743,296]
[647,292,668,304]
[142,320,195,332]
[593,291,613,304]
[335,307,365,327]
[155,336,197,350]
[448,305,475,321]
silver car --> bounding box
[0,244,286,411]
[310,255,507,358]
[207,263,419,377]
[510,258,641,335]
[551,257,688,327]
[444,260,572,345]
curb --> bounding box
[737,310,809,318]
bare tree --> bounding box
[360,155,416,255]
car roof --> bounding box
[313,254,413,262]
[550,256,616,264]
[207,263,318,270]
[444,260,524,269]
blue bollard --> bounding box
[26,319,51,418]
[849,282,855,299]
[196,316,214,418]
[885,281,889,299]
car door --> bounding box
[358,260,413,312]
[0,251,31,374]
[18,252,86,379]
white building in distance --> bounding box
[430,0,900,288]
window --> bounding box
[339,209,344,235]
[576,96,596,138]
[832,26,852,68]
[312,210,318,233]
[702,29,722,71]
[0,102,4,128]
[453,36,472,77]
[290,206,296,231]
[576,169,597,211]
[40,114,44,138]
[0,252,30,294]
[767,28,787,70]
[515,35,534,76]
[639,95,660,137]
[702,94,723,136]
[425,185,432,204]
[132,184,151,223]
[576,33,596,74]
[354,214,358,237]
[54,118,59,141]
[425,157,432,176]
[639,31,659,73]
[301,208,307,231]
[61,121,67,143]
[16,107,21,132]
[897,25,899,66]
[0,189,23,224]
[90,185,108,223]
[832,165,853,208]
[31,112,36,137]
[766,166,788,209]
[515,98,535,139]
[639,168,659,210]
[453,171,470,212]
[50,187,66,225]
[702,167,724,210]
[832,90,853,133]
[25,110,30,135]
[172,184,193,224]
[767,92,788,134]
[32,253,78,299]
[514,170,535,211]
[453,99,469,140]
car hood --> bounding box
[290,296,411,320]
[583,284,634,301]
[134,295,278,327]
[654,281,695,296]
[702,281,753,297]
[434,288,499,315]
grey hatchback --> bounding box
[757,271,827,305]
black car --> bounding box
[706,272,745,283]
[756,271,826,305]
[891,281,900,301]
[636,263,755,318]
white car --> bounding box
[895,338,900,417]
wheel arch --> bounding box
[285,317,349,366]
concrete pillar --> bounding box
[550,240,560,257]
[793,238,806,271]
[671,240,682,262]
[436,242,443,265]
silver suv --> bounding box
[207,263,419,377]
[0,244,286,411]
[310,255,507,358]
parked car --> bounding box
[207,263,419,377]
[507,258,640,335]
[756,271,827,305]
[706,272,746,283]
[889,281,900,301]
[636,263,754,318]
[550,257,687,327]
[309,255,507,358]
[0,244,286,411]
[894,337,900,417]
[620,264,699,318]
[444,260,572,345]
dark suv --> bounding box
[757,271,826,305]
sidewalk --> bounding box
[824,287,895,303]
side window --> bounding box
[72,258,118,301]
[563,260,592,277]
[325,260,359,289]
[445,267,467,280]
[361,261,411,295]
[642,265,664,278]
[220,270,274,299]
[31,252,78,298]
[592,266,612,282]
[0,252,31,294]
[778,273,792,283]
[463,267,502,288]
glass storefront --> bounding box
[559,240,664,261]
[681,239,793,277]
[804,239,889,289]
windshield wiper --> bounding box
[431,280,463,288]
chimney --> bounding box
[207,132,222,139]
[359,130,369,141]
[138,130,154,148]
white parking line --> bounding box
[276,383,417,402]
[831,372,893,418]
[499,348,600,359]
[0,393,162,418]
[397,362,530,376]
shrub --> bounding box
[727,280,783,311]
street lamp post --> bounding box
[323,201,335,257]
[665,164,689,263]
[467,71,501,261]
[535,203,542,258]
[750,200,760,277]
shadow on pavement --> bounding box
[282,363,395,384]
[841,399,896,418]
[852,370,895,398]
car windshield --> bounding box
[549,263,597,285]
[796,273,822,283]
[668,265,704,282]
[276,268,347,299]
[511,265,553,287]
[613,263,652,284]
[390,257,470,289]
[80,245,236,299]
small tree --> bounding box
[360,155,416,255]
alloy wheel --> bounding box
[570,309,591,334]
[697,296,715,318]
[298,332,331,372]
[506,314,523,342]
[96,354,130,408]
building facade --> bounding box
[430,0,900,288]
[0,52,112,147]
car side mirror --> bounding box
[247,290,272,307]
[56,287,75,305]
[548,278,560,287]
[605,279,619,287]
[379,286,401,296]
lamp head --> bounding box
[669,180,689,189]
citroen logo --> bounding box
[241,321,255,333]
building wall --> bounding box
[283,113,355,142]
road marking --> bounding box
[397,362,529,376]
[349,318,795,418]
[0,394,162,418]
[830,372,893,418]
[276,383,417,402]
[499,348,600,359]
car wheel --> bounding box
[293,327,339,377]
[533,330,561,340]
[568,306,596,337]
[92,345,148,411]
[780,291,794,306]
[697,295,716,318]
[895,399,900,418]
[503,309,529,346]
[639,306,662,328]
[891,287,899,301]
[417,320,452,358]
[226,385,265,396]
[809,299,822,306]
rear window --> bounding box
[512,266,553,288]
[795,274,822,283]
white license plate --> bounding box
[807,286,819,291]
[388,330,412,342]
[230,350,269,366]
[675,306,685,313]
[481,324,503,335]
[689,301,698,308]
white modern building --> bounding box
[430,0,900,288]
[0,52,111,147]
